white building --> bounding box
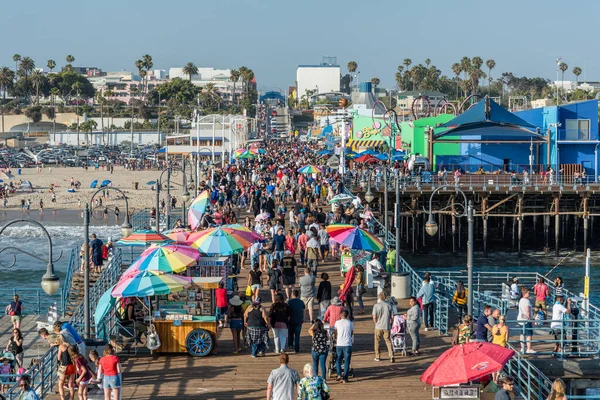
[297,57,340,98]
[169,67,231,81]
[396,90,446,113]
[164,115,249,162]
[51,131,164,146]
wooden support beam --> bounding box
[483,194,518,214]
[482,196,488,257]
[517,195,523,258]
[554,195,560,257]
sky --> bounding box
[1,0,599,92]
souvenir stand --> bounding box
[152,276,222,356]
[191,256,235,293]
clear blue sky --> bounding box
[1,0,597,91]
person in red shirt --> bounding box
[323,297,345,333]
[533,278,550,318]
[297,228,309,267]
[215,281,229,328]
[98,344,121,399]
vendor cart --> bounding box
[153,276,222,357]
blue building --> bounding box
[516,100,599,178]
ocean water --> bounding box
[0,210,123,288]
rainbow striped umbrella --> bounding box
[233,150,256,159]
[234,148,248,156]
[249,148,266,155]
[222,224,264,243]
[186,226,256,256]
[326,224,384,252]
[112,270,191,298]
[188,190,210,230]
[298,165,322,174]
[117,230,173,247]
[129,244,200,274]
[164,228,192,243]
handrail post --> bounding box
[37,290,40,314]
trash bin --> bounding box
[134,181,139,190]
[391,272,411,299]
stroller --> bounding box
[325,323,354,380]
[391,314,407,356]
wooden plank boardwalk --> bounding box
[108,259,453,400]
[0,315,52,368]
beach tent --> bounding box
[90,180,98,189]
[100,180,111,188]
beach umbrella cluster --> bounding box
[188,190,209,230]
[298,165,322,174]
[326,224,384,252]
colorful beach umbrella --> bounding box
[94,285,117,326]
[328,194,354,204]
[188,190,210,230]
[353,154,377,163]
[222,224,264,243]
[130,244,200,274]
[112,270,191,298]
[234,150,256,159]
[249,148,266,155]
[298,165,322,174]
[117,230,173,247]
[420,342,515,386]
[186,226,256,256]
[326,224,384,252]
[255,212,270,222]
[164,228,192,243]
[234,148,248,156]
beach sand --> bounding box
[1,166,196,213]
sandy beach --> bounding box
[1,165,195,213]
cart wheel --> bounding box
[186,329,214,357]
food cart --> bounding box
[152,276,222,357]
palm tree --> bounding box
[240,67,254,99]
[142,54,153,94]
[451,63,461,99]
[485,59,496,94]
[30,70,44,105]
[573,66,582,85]
[47,60,56,73]
[183,62,198,81]
[395,65,404,90]
[12,54,21,75]
[19,57,35,102]
[347,61,357,74]
[201,83,222,110]
[559,62,568,100]
[65,55,75,71]
[403,59,412,89]
[459,57,471,95]
[0,67,14,133]
[425,58,431,67]
[229,69,240,106]
[370,77,380,91]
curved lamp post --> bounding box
[0,219,61,296]
[83,187,133,338]
[425,186,474,316]
[155,159,192,233]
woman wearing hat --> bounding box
[228,295,244,355]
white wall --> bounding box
[297,66,340,97]
[169,67,230,81]
[51,131,163,146]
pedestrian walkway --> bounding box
[99,258,453,399]
[0,315,51,369]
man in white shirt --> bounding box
[551,295,571,354]
[366,254,385,295]
[334,309,354,383]
[517,287,536,354]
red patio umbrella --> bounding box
[420,342,515,386]
[353,154,376,163]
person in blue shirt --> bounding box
[475,305,493,342]
[416,273,436,331]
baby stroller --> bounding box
[391,314,407,356]
[325,323,354,380]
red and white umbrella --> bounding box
[420,342,515,387]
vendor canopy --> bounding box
[435,96,544,142]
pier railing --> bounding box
[505,318,600,359]
[60,248,79,316]
[4,346,58,400]
[70,248,122,333]
[504,343,553,400]
[0,288,63,316]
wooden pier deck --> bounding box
[0,315,52,368]
[111,259,452,400]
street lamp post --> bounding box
[425,186,473,316]
[155,161,191,233]
[0,219,61,296]
[395,170,401,272]
[84,188,133,339]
